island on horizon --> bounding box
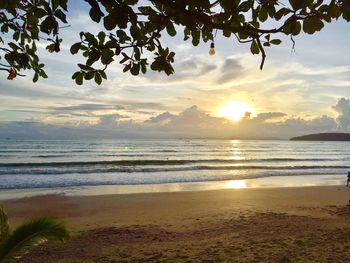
[290,132,350,141]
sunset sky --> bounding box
[1,1,350,139]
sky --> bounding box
[1,1,350,139]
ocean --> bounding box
[0,139,349,190]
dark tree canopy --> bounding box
[0,0,349,85]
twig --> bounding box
[256,37,266,70]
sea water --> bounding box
[0,139,349,190]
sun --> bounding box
[218,101,255,122]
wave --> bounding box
[1,164,349,175]
[33,155,67,158]
[0,157,346,168]
[0,171,345,190]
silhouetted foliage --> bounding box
[1,0,349,84]
[0,205,70,263]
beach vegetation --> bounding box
[0,205,70,263]
[1,0,350,84]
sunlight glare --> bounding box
[218,101,255,122]
[226,180,247,189]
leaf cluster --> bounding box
[0,205,70,263]
[0,0,68,81]
[1,0,350,84]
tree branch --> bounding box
[256,37,266,70]
[149,0,296,36]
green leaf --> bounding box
[88,49,101,65]
[250,40,260,54]
[33,73,39,82]
[85,71,95,80]
[259,7,268,22]
[89,7,103,23]
[1,24,8,33]
[59,0,68,11]
[70,43,81,55]
[291,21,301,36]
[75,72,83,85]
[103,13,118,30]
[223,30,231,37]
[0,217,69,262]
[117,30,130,43]
[133,47,140,60]
[40,16,57,35]
[0,205,10,242]
[141,61,147,74]
[83,32,98,46]
[52,0,60,11]
[303,17,324,34]
[34,8,48,18]
[8,42,20,50]
[39,70,48,78]
[289,0,313,11]
[13,31,20,41]
[78,64,93,71]
[130,63,140,75]
[328,3,342,18]
[100,70,107,80]
[120,52,129,64]
[166,23,176,37]
[123,63,131,72]
[191,30,200,46]
[138,6,157,15]
[274,7,291,20]
[97,31,105,44]
[270,39,281,45]
[239,0,252,12]
[101,49,114,65]
[130,25,141,39]
[54,9,67,23]
[72,72,79,80]
[94,72,102,85]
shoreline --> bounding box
[2,184,350,262]
[3,185,350,262]
[0,173,346,200]
[3,185,350,228]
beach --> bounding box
[1,140,350,262]
[2,185,350,262]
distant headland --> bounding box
[290,132,350,141]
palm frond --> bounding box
[0,217,70,263]
[0,205,10,243]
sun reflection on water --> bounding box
[226,180,247,189]
[229,156,245,160]
[230,140,245,160]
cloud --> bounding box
[98,113,128,127]
[140,56,217,83]
[332,97,350,131]
[0,102,341,140]
[177,96,192,101]
[175,58,217,77]
[44,101,167,122]
[216,58,244,84]
[120,101,166,110]
[144,112,175,124]
[51,104,125,112]
[252,112,287,123]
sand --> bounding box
[2,185,350,262]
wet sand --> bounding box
[2,185,350,262]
